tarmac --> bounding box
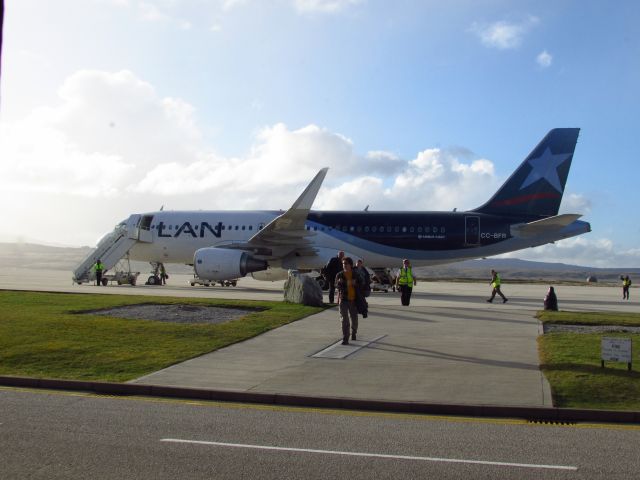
[2,266,637,412]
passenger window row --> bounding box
[305,225,446,234]
[149,223,444,234]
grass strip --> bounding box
[0,290,324,382]
[537,310,640,410]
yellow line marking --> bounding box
[1,385,639,430]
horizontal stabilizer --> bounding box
[510,214,582,238]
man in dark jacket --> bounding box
[324,251,344,304]
[335,256,362,344]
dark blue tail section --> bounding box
[473,128,580,218]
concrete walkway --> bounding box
[131,287,553,406]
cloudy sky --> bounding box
[1,0,639,267]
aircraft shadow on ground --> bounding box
[424,309,535,326]
[408,292,487,304]
[401,291,551,310]
[370,309,438,323]
[366,341,541,371]
[375,305,535,326]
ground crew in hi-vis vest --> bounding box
[396,259,416,306]
[487,269,508,303]
[94,259,105,286]
[622,275,631,300]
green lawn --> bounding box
[537,310,640,410]
[0,290,323,382]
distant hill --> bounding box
[416,258,640,283]
[0,242,93,270]
[1,242,637,283]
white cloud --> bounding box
[102,0,192,28]
[100,0,131,6]
[384,149,495,210]
[0,70,203,197]
[221,0,249,11]
[560,193,591,214]
[536,50,552,68]
[0,120,133,197]
[104,0,361,19]
[471,16,539,50]
[293,0,363,14]
[138,2,192,28]
[502,236,640,268]
[364,151,405,175]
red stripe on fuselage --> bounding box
[491,191,560,207]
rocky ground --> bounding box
[85,304,257,325]
[543,324,640,334]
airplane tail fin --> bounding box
[473,128,580,218]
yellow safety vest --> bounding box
[398,267,414,287]
[623,279,630,287]
[94,262,104,272]
[492,274,501,288]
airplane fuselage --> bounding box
[128,209,590,269]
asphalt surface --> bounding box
[2,387,640,480]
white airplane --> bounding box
[73,128,591,286]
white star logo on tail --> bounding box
[519,147,571,193]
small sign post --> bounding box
[601,337,632,371]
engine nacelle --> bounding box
[251,268,289,282]
[194,248,268,281]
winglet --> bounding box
[291,167,329,211]
[248,168,329,246]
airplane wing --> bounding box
[510,214,582,238]
[220,168,329,258]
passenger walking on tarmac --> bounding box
[160,264,168,285]
[544,286,558,311]
[396,258,416,306]
[324,251,344,304]
[335,256,362,344]
[355,259,372,298]
[94,259,105,286]
[354,259,370,318]
[622,275,632,300]
[487,269,508,303]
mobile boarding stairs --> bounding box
[72,214,152,286]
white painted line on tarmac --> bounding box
[311,335,386,359]
[161,439,578,471]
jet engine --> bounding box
[194,248,268,281]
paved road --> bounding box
[2,388,639,480]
